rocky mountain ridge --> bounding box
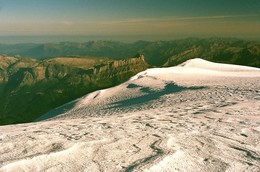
[0,55,148,125]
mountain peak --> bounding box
[179,58,260,72]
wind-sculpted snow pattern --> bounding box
[1,58,260,172]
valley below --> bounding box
[0,59,259,172]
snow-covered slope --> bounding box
[37,58,260,121]
[1,58,260,172]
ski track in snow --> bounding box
[0,59,260,172]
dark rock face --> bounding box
[0,55,148,125]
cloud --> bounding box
[96,14,259,25]
[173,14,259,21]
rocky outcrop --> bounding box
[92,55,146,75]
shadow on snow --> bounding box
[109,82,206,109]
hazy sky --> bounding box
[0,0,259,39]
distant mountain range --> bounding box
[1,38,259,67]
[0,37,259,125]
